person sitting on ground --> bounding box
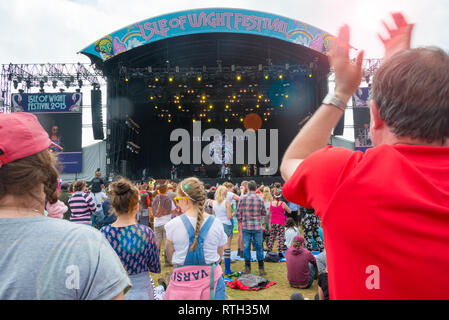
[316,268,329,300]
[281,13,449,299]
[101,178,161,300]
[0,112,130,299]
[285,235,317,289]
[284,217,300,249]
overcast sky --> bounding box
[1,0,448,146]
[0,0,448,64]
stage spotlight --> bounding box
[264,118,268,121]
[178,105,182,110]
[285,94,289,99]
[125,78,129,82]
[169,76,174,83]
[256,104,260,108]
[225,118,229,122]
[309,74,313,78]
[209,105,213,109]
[280,104,284,108]
[154,106,158,109]
[264,75,269,80]
[155,77,159,82]
[197,76,202,82]
[225,105,229,109]
[240,118,244,122]
[193,119,196,122]
[201,95,206,100]
[168,119,172,123]
[207,119,211,123]
[278,74,283,79]
[236,75,241,81]
[150,96,154,100]
[243,166,247,171]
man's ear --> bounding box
[370,100,385,129]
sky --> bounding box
[1,0,448,146]
[1,0,448,64]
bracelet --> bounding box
[325,103,346,113]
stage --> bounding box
[80,8,337,181]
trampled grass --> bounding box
[151,232,319,301]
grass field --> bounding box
[150,230,319,300]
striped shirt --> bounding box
[236,191,267,231]
[68,192,97,224]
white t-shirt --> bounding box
[285,227,300,248]
[154,201,176,228]
[213,200,232,225]
[165,214,227,265]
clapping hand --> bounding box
[329,24,364,104]
[378,12,414,62]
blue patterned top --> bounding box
[101,224,161,275]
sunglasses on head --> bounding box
[173,196,189,204]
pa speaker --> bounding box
[334,111,345,136]
[91,89,104,140]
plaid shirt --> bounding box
[236,191,267,231]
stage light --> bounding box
[169,77,174,83]
[178,105,182,110]
[225,118,229,122]
[309,74,313,78]
[240,118,244,122]
[232,95,236,99]
[280,104,284,108]
[258,94,263,99]
[225,105,229,109]
[168,119,172,123]
[236,75,241,81]
[265,75,269,80]
[125,78,129,82]
[243,166,247,171]
[155,77,159,82]
[256,104,260,108]
[209,105,213,109]
[278,74,283,79]
[193,119,196,122]
[197,76,202,82]
[150,96,154,100]
[154,106,158,109]
[201,95,206,100]
[264,118,268,121]
[207,119,211,123]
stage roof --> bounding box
[79,8,334,65]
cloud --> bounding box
[1,0,448,64]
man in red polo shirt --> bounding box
[280,13,449,299]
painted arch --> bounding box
[80,8,334,62]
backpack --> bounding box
[264,251,280,263]
[152,194,171,218]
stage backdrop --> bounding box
[80,8,334,62]
[11,92,83,173]
[352,87,373,152]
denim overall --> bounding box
[179,214,226,300]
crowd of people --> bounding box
[45,172,327,300]
[1,12,449,300]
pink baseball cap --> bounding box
[0,112,59,168]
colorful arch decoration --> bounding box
[80,8,334,62]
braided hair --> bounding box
[177,177,206,251]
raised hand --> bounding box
[378,12,414,62]
[329,24,364,104]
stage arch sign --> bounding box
[80,8,334,61]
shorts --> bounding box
[222,223,233,238]
[154,225,167,244]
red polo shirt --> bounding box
[282,145,449,300]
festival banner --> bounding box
[11,92,83,173]
[80,8,334,62]
[352,88,373,152]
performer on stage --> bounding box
[220,163,226,179]
[170,165,177,180]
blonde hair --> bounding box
[262,186,273,202]
[214,185,228,205]
[177,177,206,251]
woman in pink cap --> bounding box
[0,112,131,300]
